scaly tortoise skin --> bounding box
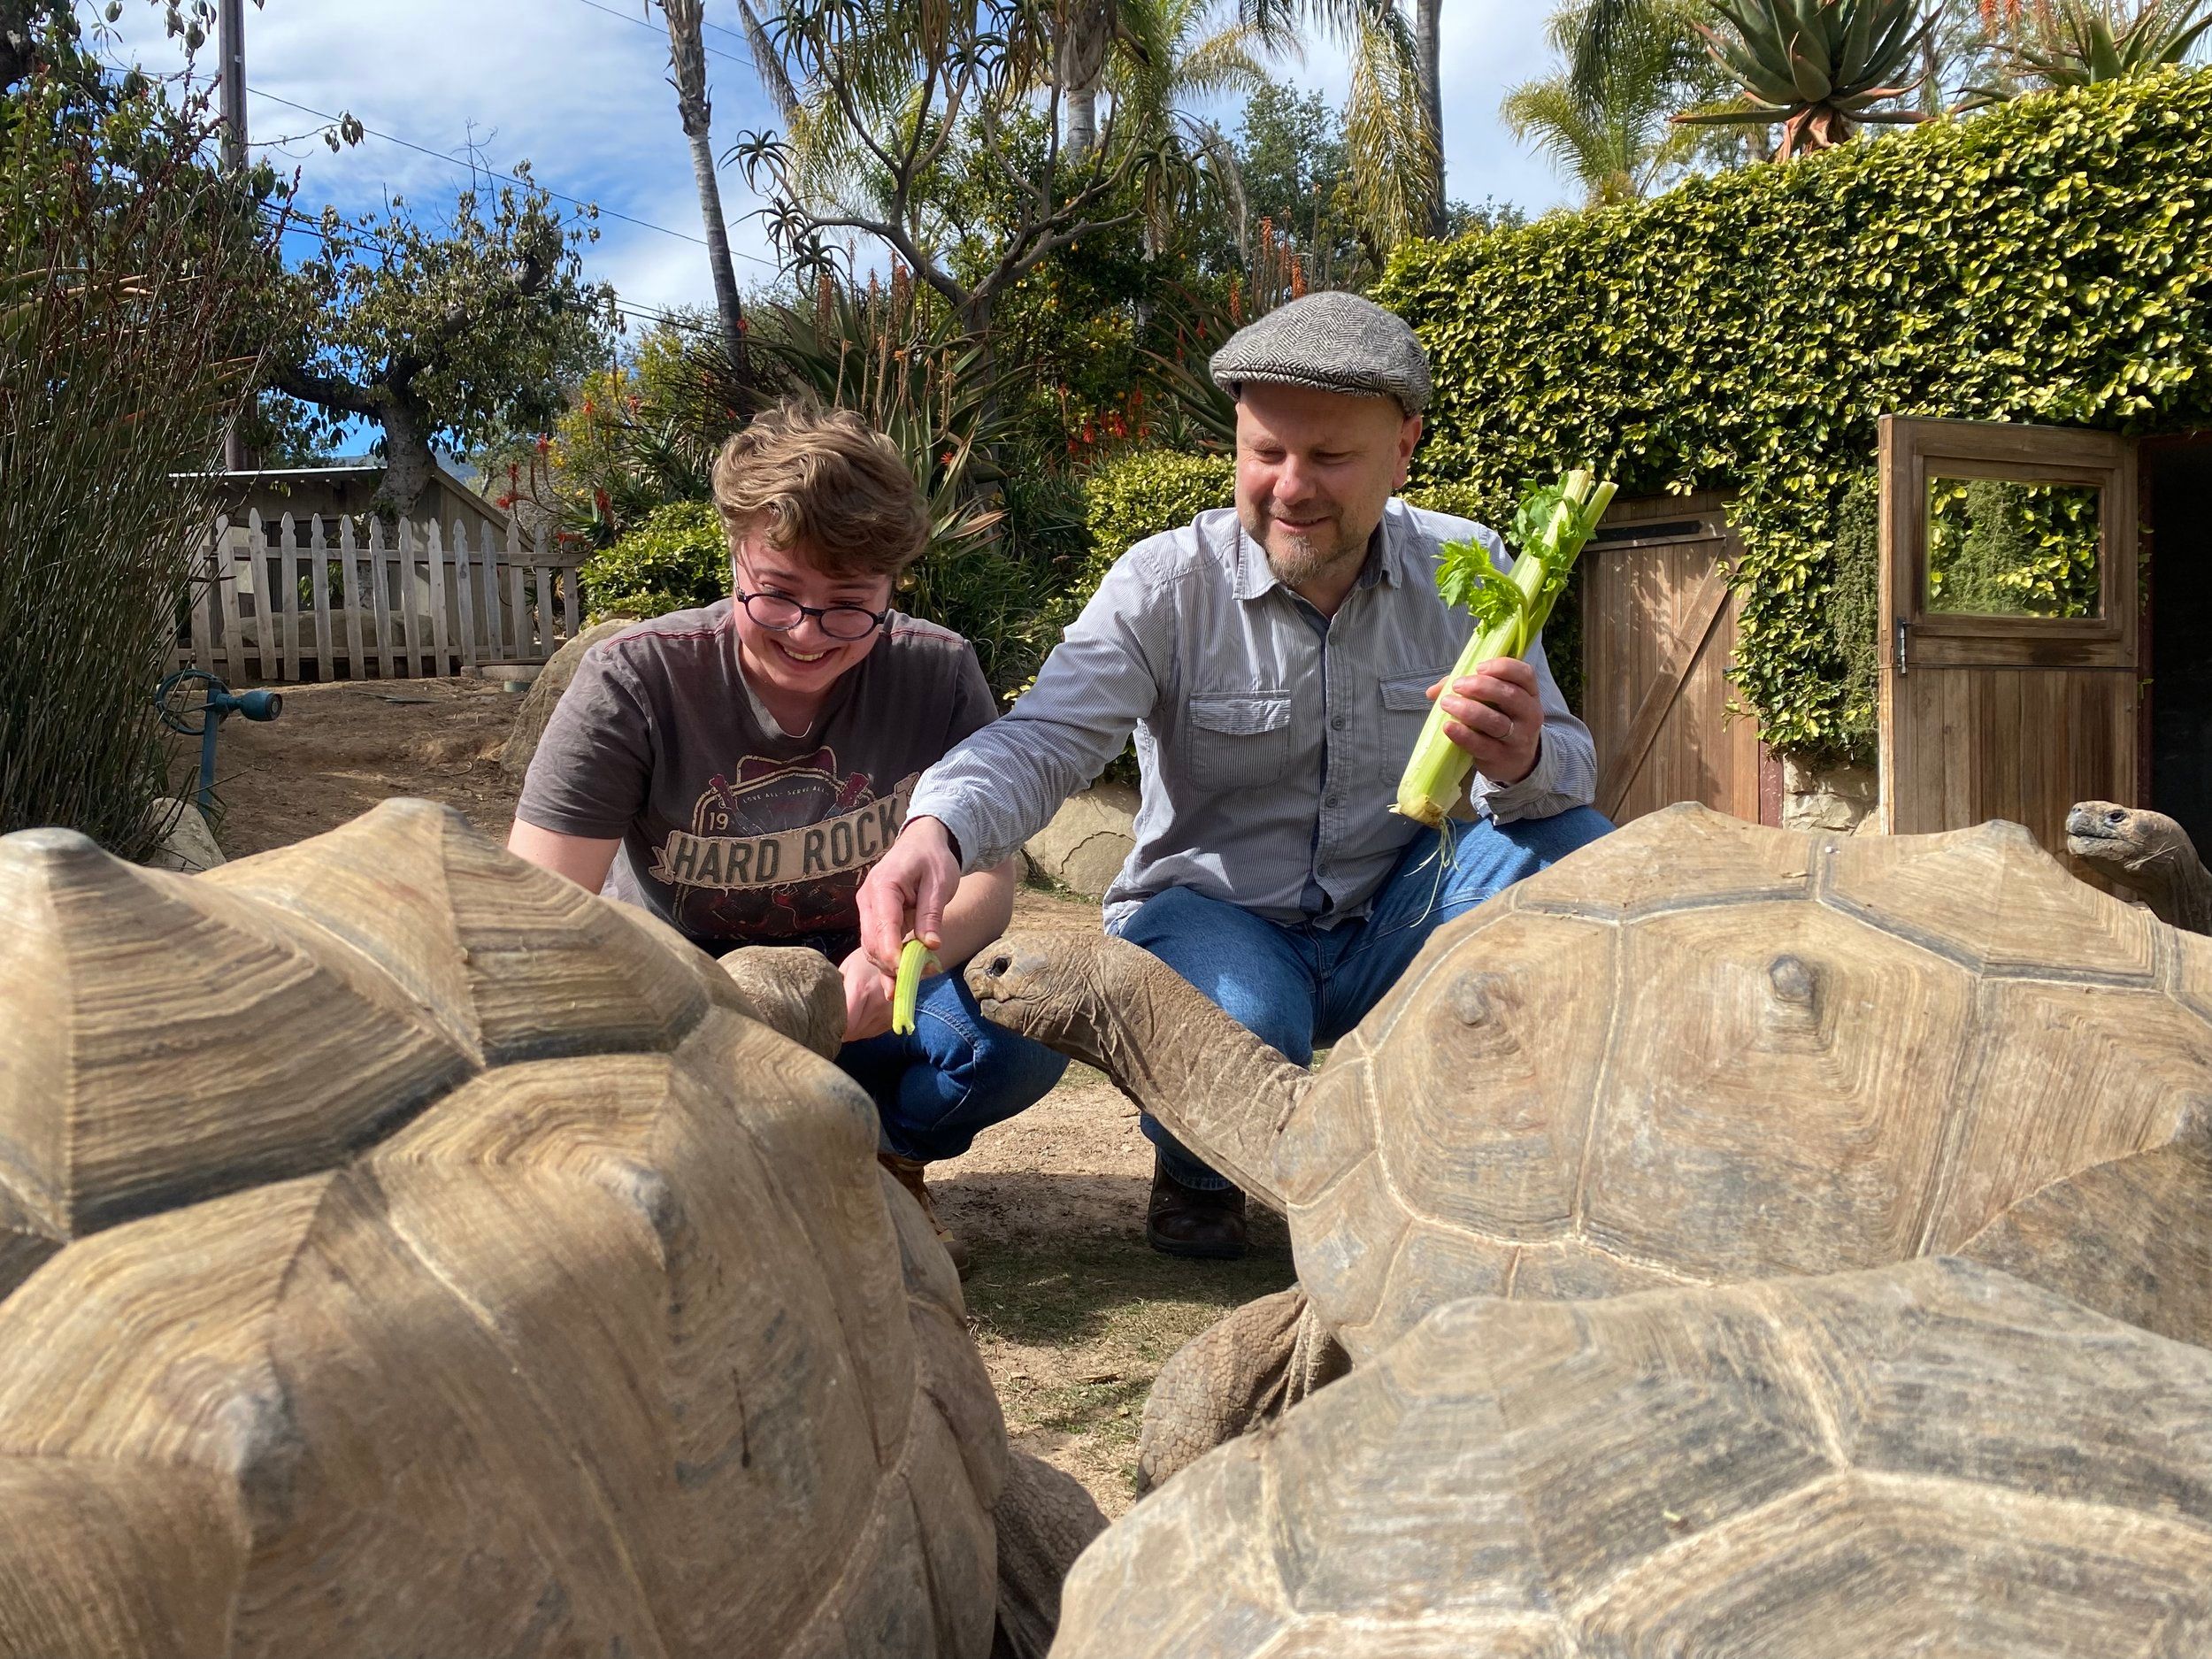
[1053,1258,2212,1659]
[968,803,2212,1448]
[2068,799,2212,935]
[0,798,1080,1659]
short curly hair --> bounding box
[710,397,927,579]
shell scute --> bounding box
[1367,914,1614,1248]
[207,797,710,1064]
[1926,976,2212,1255]
[1507,803,1815,919]
[1578,899,1976,1286]
[1275,1056,1376,1210]
[0,827,471,1255]
[1820,821,2158,980]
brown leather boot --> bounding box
[1145,1161,1248,1260]
[878,1152,971,1276]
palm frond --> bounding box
[1341,1,1439,250]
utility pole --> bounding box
[219,0,247,470]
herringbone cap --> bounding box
[1209,291,1431,416]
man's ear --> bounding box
[1394,412,1423,488]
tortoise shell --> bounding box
[0,800,1004,1658]
[1053,1257,2212,1658]
[1282,803,2212,1363]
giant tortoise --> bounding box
[969,803,2212,1481]
[0,798,1096,1658]
[1054,1256,2212,1658]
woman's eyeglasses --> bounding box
[733,587,891,641]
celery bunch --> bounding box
[1393,468,1617,828]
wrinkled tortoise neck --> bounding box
[971,933,1307,1210]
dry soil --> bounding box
[205,675,1294,1517]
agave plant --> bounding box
[1673,0,1936,158]
[1962,0,2211,104]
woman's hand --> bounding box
[840,947,901,1043]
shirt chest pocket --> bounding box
[1185,691,1294,789]
[1378,670,1448,783]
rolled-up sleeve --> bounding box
[908,555,1173,871]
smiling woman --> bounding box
[504,396,1067,1273]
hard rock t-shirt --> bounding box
[516,599,997,957]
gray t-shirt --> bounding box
[517,599,997,956]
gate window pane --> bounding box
[1925,476,2102,618]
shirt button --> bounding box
[1326,793,1342,808]
[1330,714,1346,730]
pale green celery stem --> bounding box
[1393,545,1551,827]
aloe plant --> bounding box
[1962,0,2211,104]
[1672,0,1936,158]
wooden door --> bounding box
[1582,492,1763,825]
[1878,416,2139,856]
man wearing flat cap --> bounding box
[860,291,1610,1258]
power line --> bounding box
[567,0,757,70]
[245,83,780,268]
[259,206,723,340]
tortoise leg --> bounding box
[1135,1284,1349,1494]
[990,1449,1108,1659]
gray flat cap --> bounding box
[1210,290,1431,416]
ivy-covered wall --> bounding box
[1377,68,2212,761]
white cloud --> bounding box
[86,0,1572,326]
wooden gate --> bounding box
[1582,492,1763,825]
[1878,416,2139,858]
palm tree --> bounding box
[1240,0,1441,249]
[1503,0,1710,203]
[1061,0,1284,165]
[654,0,749,382]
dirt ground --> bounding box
[205,676,1294,1517]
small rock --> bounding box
[142,798,225,873]
[1024,783,1138,900]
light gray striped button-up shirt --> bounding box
[908,499,1598,927]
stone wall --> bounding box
[1779,758,1878,835]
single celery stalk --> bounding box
[891,937,940,1036]
[1393,469,1618,829]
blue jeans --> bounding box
[839,964,1069,1164]
[1110,806,1613,1189]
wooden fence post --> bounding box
[340,514,365,681]
[369,517,397,680]
[310,512,335,680]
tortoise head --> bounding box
[2066,801,2197,881]
[966,931,1304,1209]
[965,933,1113,1057]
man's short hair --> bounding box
[711,397,928,580]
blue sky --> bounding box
[88,0,1574,331]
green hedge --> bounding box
[1377,68,2212,761]
[581,500,730,621]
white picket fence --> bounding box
[172,510,590,682]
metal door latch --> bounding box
[1893,617,1909,675]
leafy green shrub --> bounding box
[580,500,730,620]
[1070,449,1236,629]
[1,27,281,856]
[1828,472,1882,751]
[1379,68,2212,761]
[1925,477,2101,617]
